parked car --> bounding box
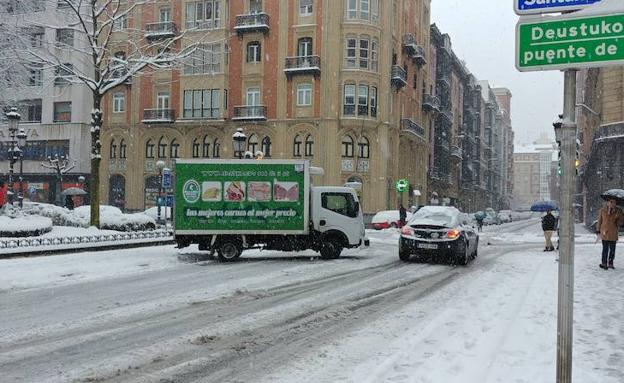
[399,206,479,265]
[371,210,412,230]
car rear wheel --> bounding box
[455,239,469,266]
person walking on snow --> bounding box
[541,209,557,252]
[399,205,407,228]
[597,198,624,270]
[476,216,484,232]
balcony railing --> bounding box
[142,109,175,123]
[145,22,178,39]
[422,94,440,113]
[233,105,267,121]
[400,118,425,140]
[437,73,451,88]
[412,45,426,66]
[450,145,463,161]
[284,55,320,76]
[234,13,270,34]
[402,33,417,55]
[391,65,407,88]
[439,108,453,122]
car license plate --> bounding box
[417,243,438,250]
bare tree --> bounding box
[4,0,208,226]
[40,154,75,206]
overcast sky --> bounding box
[431,0,562,146]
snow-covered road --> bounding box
[1,219,622,383]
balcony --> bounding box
[284,55,320,77]
[439,108,453,123]
[144,22,178,39]
[142,109,175,123]
[233,105,267,121]
[234,13,270,35]
[422,94,440,113]
[402,33,417,55]
[450,145,463,161]
[391,65,407,88]
[437,73,451,88]
[400,118,426,140]
[412,45,427,66]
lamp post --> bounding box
[17,128,27,208]
[156,160,165,225]
[232,128,247,159]
[5,107,21,204]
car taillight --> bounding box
[446,229,461,239]
[401,226,414,236]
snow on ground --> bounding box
[1,225,120,241]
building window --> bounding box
[183,89,221,119]
[345,38,357,68]
[170,139,180,158]
[297,83,312,106]
[359,38,369,69]
[30,29,44,47]
[247,134,258,154]
[192,138,200,158]
[305,134,314,157]
[343,84,355,116]
[297,37,313,57]
[17,99,42,123]
[158,136,167,158]
[213,138,220,158]
[184,43,222,74]
[157,91,170,111]
[110,140,117,159]
[357,84,368,116]
[249,0,262,13]
[54,64,73,85]
[342,135,354,157]
[346,0,357,19]
[299,0,313,15]
[185,0,221,29]
[293,135,302,157]
[119,139,127,159]
[370,86,377,117]
[53,101,71,122]
[371,39,378,72]
[262,136,271,157]
[113,92,125,113]
[246,87,261,106]
[358,136,370,158]
[27,62,43,86]
[145,139,155,158]
[56,28,73,46]
[360,0,369,20]
[202,135,211,157]
[247,41,261,63]
[113,14,128,31]
[159,7,171,22]
[346,0,378,21]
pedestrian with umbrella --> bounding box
[597,190,624,270]
[475,211,486,232]
[531,201,558,252]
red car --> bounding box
[371,210,411,230]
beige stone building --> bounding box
[101,0,434,214]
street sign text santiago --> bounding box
[516,13,624,71]
[515,0,602,15]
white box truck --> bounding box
[174,159,369,261]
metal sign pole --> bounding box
[556,69,577,383]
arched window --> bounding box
[213,138,220,158]
[202,135,211,158]
[342,135,354,157]
[305,134,314,157]
[358,136,370,158]
[262,136,271,157]
[170,138,179,158]
[119,139,127,159]
[145,139,154,158]
[109,139,117,159]
[247,41,261,63]
[157,136,167,158]
[247,134,258,154]
[192,138,200,158]
[293,134,302,157]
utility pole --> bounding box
[555,69,577,383]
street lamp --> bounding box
[5,107,21,204]
[16,128,27,208]
[156,160,165,225]
[232,128,247,159]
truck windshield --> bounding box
[321,192,359,218]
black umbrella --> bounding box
[61,187,87,196]
[601,189,624,206]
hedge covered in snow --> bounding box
[0,215,53,237]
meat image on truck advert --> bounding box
[175,161,308,232]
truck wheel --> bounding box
[216,240,242,262]
[320,241,342,259]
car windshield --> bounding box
[409,207,458,227]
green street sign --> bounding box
[396,179,409,193]
[516,12,624,72]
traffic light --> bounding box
[575,138,581,175]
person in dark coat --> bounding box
[597,198,624,269]
[65,195,75,210]
[541,209,557,252]
[399,205,407,228]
